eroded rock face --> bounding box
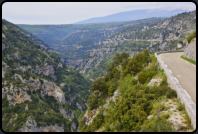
[71,121,77,132]
[59,108,75,121]
[76,102,83,111]
[17,118,64,132]
[41,81,66,104]
[183,38,196,61]
[14,74,28,83]
[6,89,32,105]
[57,62,63,68]
[2,68,6,78]
[27,78,41,91]
[2,33,5,38]
[31,65,56,80]
[2,43,9,51]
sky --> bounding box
[2,2,196,24]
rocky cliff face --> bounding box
[41,80,66,104]
[17,117,64,132]
[183,38,196,61]
[2,19,91,132]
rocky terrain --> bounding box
[2,19,92,132]
[67,10,196,79]
[183,38,196,61]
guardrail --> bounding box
[155,51,196,129]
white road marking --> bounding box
[183,90,191,98]
[174,77,179,82]
[169,69,172,73]
[177,75,181,77]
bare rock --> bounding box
[59,108,75,121]
[57,62,63,68]
[2,68,6,78]
[148,78,162,87]
[41,81,66,104]
[177,43,182,48]
[183,38,196,61]
[2,33,5,38]
[27,78,41,91]
[25,105,28,111]
[2,43,9,51]
[17,117,64,132]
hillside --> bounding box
[2,19,92,132]
[55,18,163,60]
[73,10,196,80]
[17,24,89,47]
[74,9,188,24]
[3,19,60,54]
[78,50,194,132]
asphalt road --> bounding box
[159,52,196,104]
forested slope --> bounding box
[2,19,92,132]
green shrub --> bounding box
[138,69,157,84]
[119,74,137,93]
[161,114,170,119]
[177,103,185,111]
[166,89,177,99]
[159,69,164,72]
[92,112,105,129]
[187,31,196,43]
[108,84,117,97]
[160,79,168,86]
[140,115,174,132]
[26,89,31,95]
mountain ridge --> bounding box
[74,9,189,24]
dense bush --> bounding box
[187,31,196,43]
[138,69,157,84]
[166,89,177,99]
[108,84,117,97]
[140,114,174,132]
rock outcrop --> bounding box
[5,88,32,105]
[59,108,75,121]
[31,65,56,80]
[17,117,64,132]
[41,81,66,104]
[27,78,41,91]
[183,38,196,61]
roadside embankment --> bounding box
[155,51,196,129]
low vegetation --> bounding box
[78,49,193,132]
[180,55,196,65]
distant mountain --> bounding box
[74,9,189,24]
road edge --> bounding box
[155,51,196,130]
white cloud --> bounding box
[2,2,196,24]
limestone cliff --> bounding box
[17,117,64,132]
[183,38,196,61]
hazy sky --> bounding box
[2,2,196,24]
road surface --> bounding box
[159,52,196,104]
